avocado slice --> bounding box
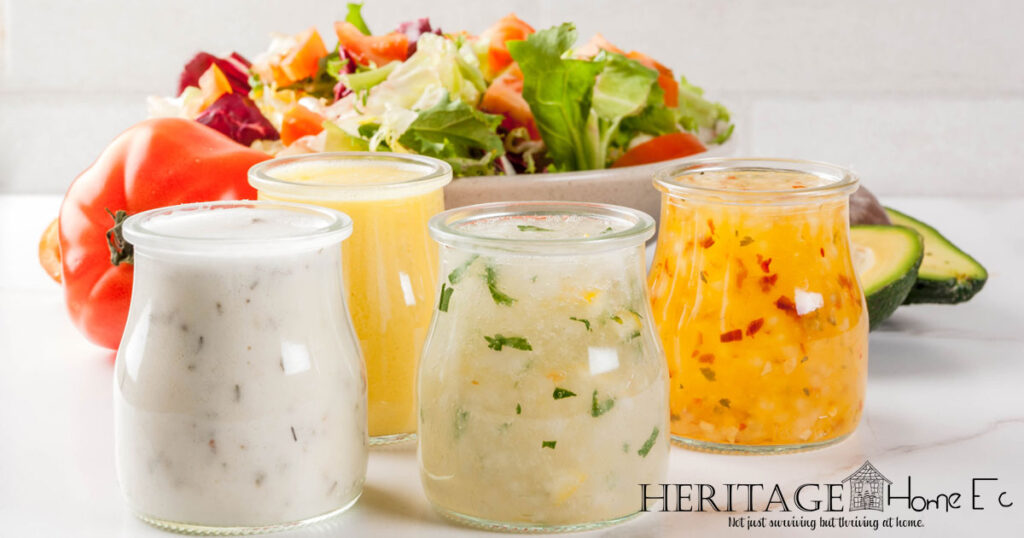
[884,208,988,304]
[851,225,923,330]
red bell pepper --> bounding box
[56,118,269,349]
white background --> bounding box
[1,0,1022,195]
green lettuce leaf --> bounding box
[588,52,660,166]
[508,23,604,171]
[346,2,371,35]
[676,75,732,136]
[620,84,679,138]
[398,92,505,176]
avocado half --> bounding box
[884,208,988,304]
[851,225,924,330]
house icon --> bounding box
[842,460,892,512]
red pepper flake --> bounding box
[756,254,772,273]
[775,295,798,315]
[699,236,715,249]
[720,329,743,343]
[726,175,737,180]
[746,318,764,337]
[838,274,853,289]
[698,353,715,364]
[820,247,826,257]
[693,398,703,405]
[739,423,747,431]
[707,218,715,235]
[696,332,704,346]
[691,349,700,358]
[759,274,778,292]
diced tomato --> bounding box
[611,132,706,168]
[198,64,233,110]
[480,14,534,78]
[280,27,328,83]
[479,63,539,139]
[334,21,409,67]
[280,104,325,145]
[627,51,678,108]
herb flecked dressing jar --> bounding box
[648,158,869,454]
[114,201,367,534]
[418,202,670,533]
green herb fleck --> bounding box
[802,387,810,396]
[622,442,630,453]
[485,266,516,306]
[484,334,532,351]
[517,225,552,232]
[638,426,659,457]
[448,254,479,284]
[553,387,577,399]
[719,398,731,408]
[628,308,642,319]
[610,315,623,324]
[569,317,591,331]
[438,283,454,312]
[601,226,614,234]
[516,403,522,415]
[454,408,469,439]
[591,390,615,417]
[542,440,557,449]
[700,367,716,381]
[629,330,641,340]
[739,236,754,246]
[801,356,809,363]
[699,271,708,283]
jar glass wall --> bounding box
[419,202,670,533]
[648,158,869,454]
[114,201,367,534]
[250,152,452,445]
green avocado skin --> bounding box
[902,276,986,305]
[865,255,921,331]
[852,225,923,331]
[884,208,988,305]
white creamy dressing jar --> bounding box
[114,201,367,534]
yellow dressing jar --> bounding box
[648,158,868,453]
[250,152,452,445]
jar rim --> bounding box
[428,201,655,255]
[654,157,859,204]
[123,200,353,255]
[248,151,453,201]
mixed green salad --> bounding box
[149,4,733,176]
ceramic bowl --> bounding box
[443,141,736,223]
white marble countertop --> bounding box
[1,194,1021,537]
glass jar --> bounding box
[250,152,452,445]
[114,201,367,534]
[648,158,869,454]
[419,202,670,533]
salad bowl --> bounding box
[443,139,737,224]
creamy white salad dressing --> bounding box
[115,203,367,531]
